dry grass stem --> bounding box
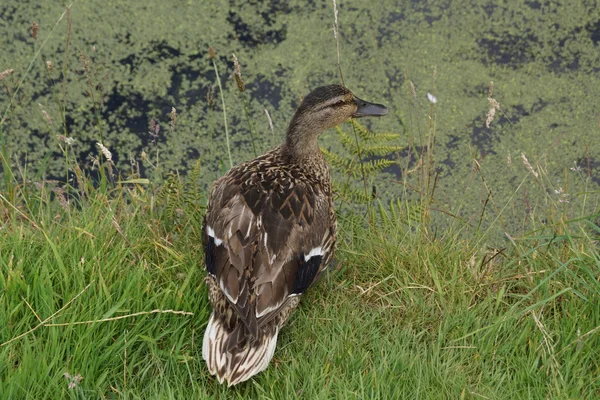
[62,7,72,106]
[21,296,43,323]
[0,284,91,347]
[264,108,274,136]
[531,311,561,375]
[0,194,41,230]
[43,309,194,327]
[210,49,233,168]
[331,0,344,85]
[124,330,127,389]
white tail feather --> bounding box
[202,312,279,386]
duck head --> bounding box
[284,85,388,159]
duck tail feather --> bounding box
[225,327,279,386]
[202,313,279,386]
[202,312,229,383]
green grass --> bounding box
[1,5,599,397]
[0,177,599,399]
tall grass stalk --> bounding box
[0,4,74,126]
[330,0,372,217]
[210,49,234,169]
[232,53,258,157]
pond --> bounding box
[1,0,599,237]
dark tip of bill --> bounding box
[353,98,389,118]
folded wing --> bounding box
[203,171,335,346]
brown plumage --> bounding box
[201,84,388,386]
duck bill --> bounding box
[353,96,389,118]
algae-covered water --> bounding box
[1,0,599,233]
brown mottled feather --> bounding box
[203,147,336,332]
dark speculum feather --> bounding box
[292,255,323,294]
[214,244,230,277]
[205,236,217,275]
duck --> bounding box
[201,84,388,386]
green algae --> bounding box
[0,0,598,232]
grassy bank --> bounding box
[0,162,599,398]
[2,4,600,398]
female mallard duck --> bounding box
[202,84,388,386]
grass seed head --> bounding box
[0,69,14,81]
[206,85,216,107]
[31,21,39,40]
[409,80,417,101]
[485,107,496,128]
[149,119,160,143]
[232,53,245,92]
[38,104,52,125]
[521,153,538,178]
[64,372,83,390]
[332,0,339,39]
[485,97,500,128]
[169,107,177,131]
[96,142,112,162]
[56,135,75,146]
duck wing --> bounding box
[202,166,336,342]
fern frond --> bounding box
[157,172,184,219]
[355,145,403,157]
[183,159,204,207]
[327,121,405,208]
[332,181,372,204]
[321,147,352,171]
[361,159,396,175]
[336,128,357,153]
[349,120,401,142]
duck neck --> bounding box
[281,114,324,164]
